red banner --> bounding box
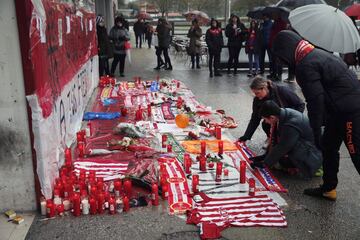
[29,1,97,118]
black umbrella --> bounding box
[275,0,327,9]
[247,6,266,19]
[263,6,290,22]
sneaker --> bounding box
[154,66,161,70]
[214,72,222,77]
[210,73,213,77]
[196,65,201,69]
[165,66,173,71]
[120,73,125,77]
[303,186,337,201]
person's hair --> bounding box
[260,100,281,117]
[250,76,272,90]
[115,16,123,24]
[249,20,258,32]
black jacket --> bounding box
[96,25,111,57]
[205,27,224,54]
[272,30,360,144]
[156,22,172,48]
[264,108,322,178]
[225,22,247,47]
[134,21,145,35]
[243,84,305,140]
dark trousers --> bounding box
[99,56,110,76]
[227,46,241,73]
[147,36,152,48]
[322,114,360,190]
[209,52,220,74]
[259,45,272,74]
[288,64,295,79]
[191,54,200,68]
[110,54,126,75]
[262,121,271,137]
[155,47,165,67]
[271,54,283,78]
[135,34,142,48]
[159,47,172,67]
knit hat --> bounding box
[96,15,104,25]
[260,100,281,117]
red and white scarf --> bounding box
[295,40,314,64]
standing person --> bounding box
[134,18,145,48]
[272,30,360,201]
[205,18,224,77]
[156,18,172,70]
[238,76,305,143]
[145,22,154,49]
[96,15,111,76]
[250,100,322,179]
[258,14,273,76]
[109,16,130,77]
[187,19,203,69]
[225,14,247,75]
[245,20,261,77]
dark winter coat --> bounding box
[96,25,112,58]
[109,25,130,55]
[259,19,273,47]
[243,84,305,140]
[156,22,172,48]
[134,21,145,35]
[245,28,261,54]
[264,108,322,178]
[225,21,247,47]
[205,27,224,54]
[187,26,202,55]
[272,30,360,144]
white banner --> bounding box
[27,56,99,199]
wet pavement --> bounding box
[25,44,360,240]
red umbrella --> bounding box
[345,3,360,19]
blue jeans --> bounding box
[248,50,259,73]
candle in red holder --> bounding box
[89,197,97,215]
[97,193,105,214]
[208,162,214,169]
[249,178,256,196]
[46,199,55,218]
[114,180,122,197]
[192,175,199,193]
[151,183,159,206]
[86,121,92,137]
[77,141,85,158]
[218,141,224,155]
[185,157,191,174]
[72,193,81,217]
[215,162,223,182]
[76,131,83,143]
[167,144,172,153]
[224,168,229,177]
[124,179,132,198]
[176,81,180,88]
[109,197,116,214]
[90,185,97,196]
[200,156,207,172]
[97,181,104,193]
[161,184,168,200]
[162,135,167,148]
[135,108,143,121]
[147,104,152,117]
[64,148,72,168]
[123,196,130,212]
[240,161,246,184]
[56,181,64,198]
[57,203,64,216]
[215,126,222,140]
[121,107,127,116]
[200,141,206,156]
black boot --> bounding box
[214,71,222,77]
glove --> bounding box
[249,154,266,163]
[250,161,265,169]
[238,136,249,142]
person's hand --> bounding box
[238,136,249,142]
[250,161,265,169]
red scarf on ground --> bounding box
[295,40,315,64]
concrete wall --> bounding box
[0,1,36,211]
[95,0,115,30]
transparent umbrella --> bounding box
[289,4,360,53]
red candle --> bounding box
[162,135,167,148]
[109,197,116,214]
[151,183,159,206]
[114,180,122,197]
[57,203,64,216]
[64,148,72,168]
[200,156,206,172]
[167,144,172,153]
[200,141,206,156]
[89,197,97,215]
[192,175,199,193]
[124,179,132,198]
[240,161,246,184]
[97,193,105,214]
[121,107,127,116]
[77,141,85,158]
[161,184,168,200]
[215,126,222,140]
[224,168,229,177]
[185,156,191,174]
[177,81,180,88]
[208,162,214,168]
[135,108,143,121]
[72,193,81,217]
[90,185,97,196]
[218,141,224,155]
[249,178,256,196]
[123,196,130,212]
[55,182,64,198]
[97,181,104,193]
[46,199,55,218]
[76,131,83,143]
[147,104,152,117]
[216,162,223,182]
